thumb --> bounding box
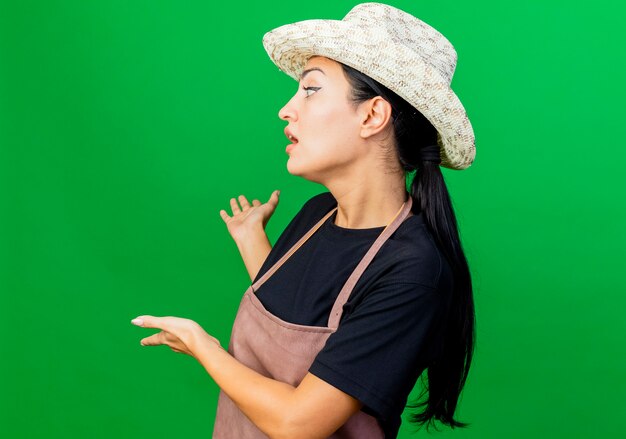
[268,190,280,205]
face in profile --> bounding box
[278,56,369,184]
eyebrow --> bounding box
[300,67,326,80]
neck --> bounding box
[325,171,412,229]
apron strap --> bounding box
[251,206,338,292]
[327,194,413,329]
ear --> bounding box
[358,96,393,140]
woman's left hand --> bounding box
[131,315,221,357]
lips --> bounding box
[284,127,299,143]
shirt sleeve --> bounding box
[308,280,447,420]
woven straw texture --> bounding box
[262,2,476,170]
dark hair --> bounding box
[339,61,476,434]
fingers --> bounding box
[221,192,280,219]
[131,315,156,328]
[238,195,251,210]
[229,197,241,215]
[131,315,176,330]
[219,209,231,222]
[227,195,252,215]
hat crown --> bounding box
[344,3,458,84]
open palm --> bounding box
[219,190,280,243]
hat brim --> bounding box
[262,19,476,170]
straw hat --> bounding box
[262,2,476,170]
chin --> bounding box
[286,156,301,173]
[286,161,305,177]
[286,159,316,181]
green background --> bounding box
[1,0,624,437]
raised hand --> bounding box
[219,190,280,244]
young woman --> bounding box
[131,3,476,438]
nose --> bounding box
[278,94,297,121]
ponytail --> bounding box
[405,158,475,432]
[340,62,476,433]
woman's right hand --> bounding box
[219,190,280,243]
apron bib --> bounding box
[213,195,413,438]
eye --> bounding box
[302,86,321,97]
